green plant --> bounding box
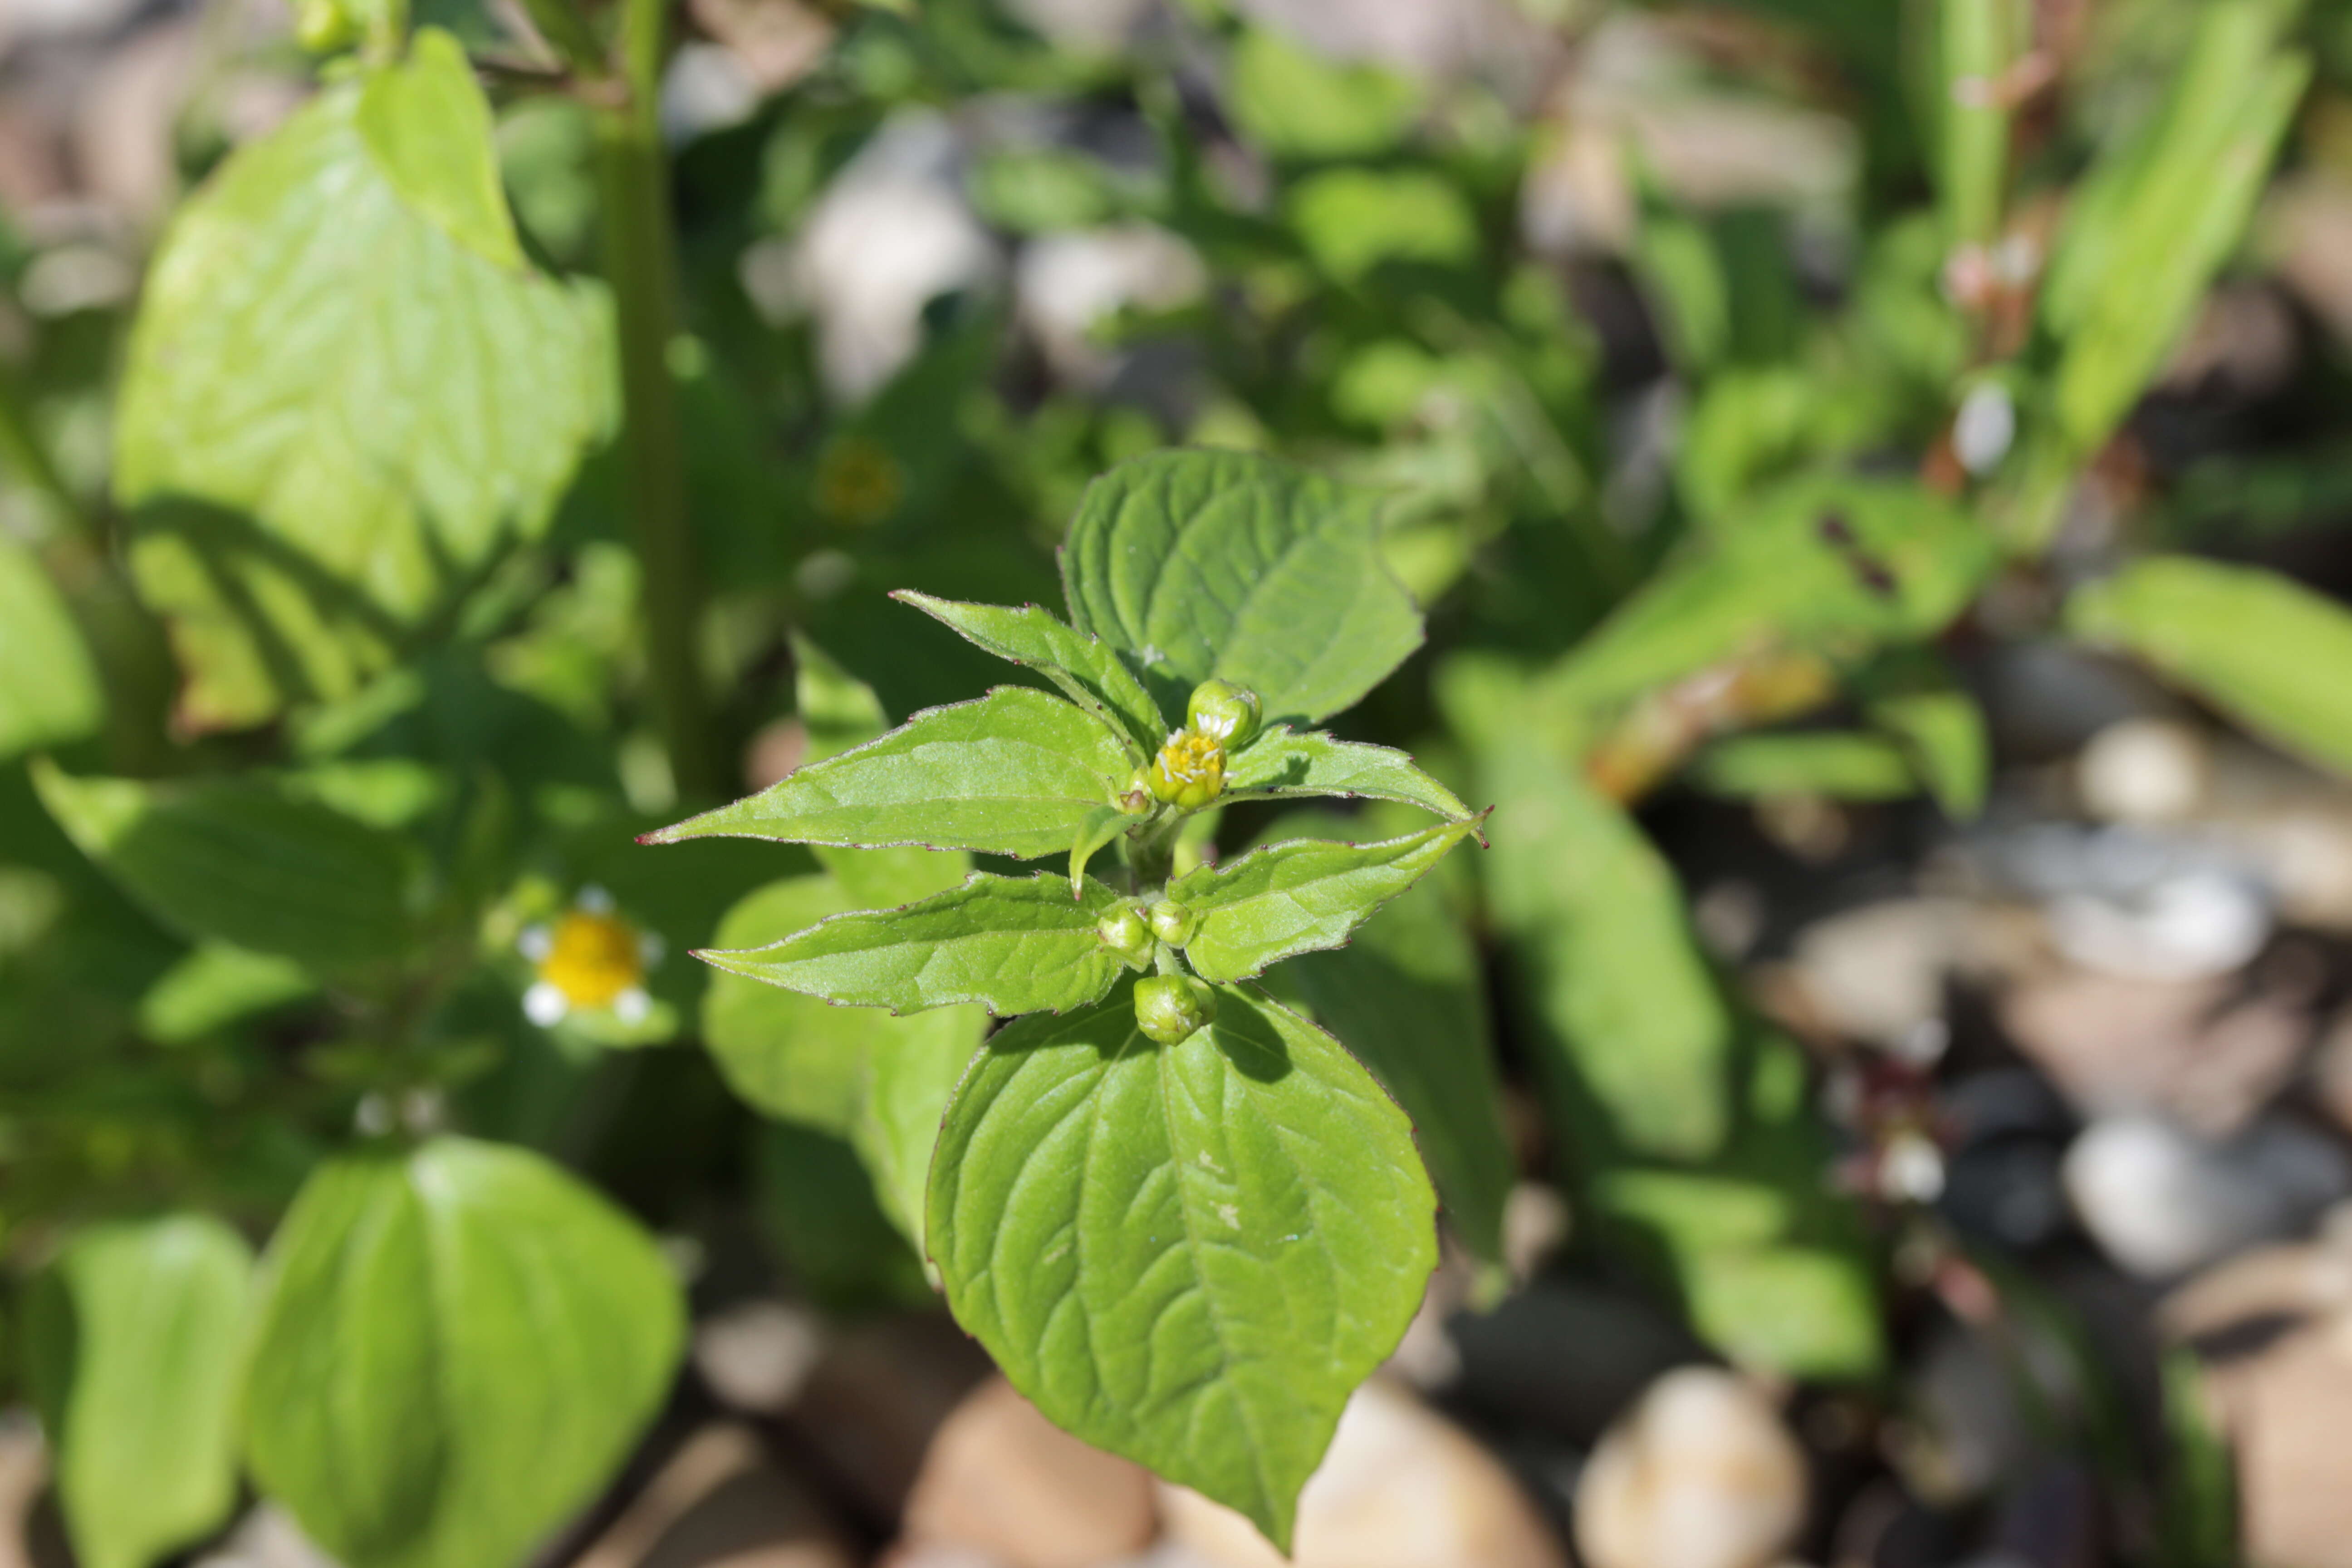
[13,0,2352,1564]
[652,447,1486,1547]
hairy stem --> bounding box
[594,0,722,802]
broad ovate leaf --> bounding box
[1060,451,1424,725]
[1168,818,1482,983]
[113,29,610,728]
[32,761,420,974]
[0,535,103,761]
[1253,812,1513,1263]
[700,872,1132,1018]
[27,1216,252,1568]
[1224,726,1475,821]
[927,981,1436,1552]
[647,688,1131,860]
[2068,555,2352,778]
[893,592,1168,759]
[241,1138,684,1568]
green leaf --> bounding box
[1169,818,1482,984]
[1863,662,1989,819]
[647,688,1132,860]
[242,1137,684,1568]
[1224,727,1476,820]
[1688,732,1919,801]
[893,592,1168,759]
[114,45,609,728]
[1288,167,1478,283]
[2068,555,2352,777]
[702,874,907,1130]
[927,981,1436,1551]
[1225,27,1422,160]
[32,761,419,974]
[139,942,317,1044]
[1550,473,1996,720]
[852,1009,985,1250]
[27,1216,252,1568]
[1254,812,1513,1264]
[1441,658,1732,1159]
[700,872,1132,1018]
[794,634,891,762]
[0,536,102,762]
[1060,451,1425,726]
[2040,1,2308,454]
[356,30,523,269]
[754,1122,933,1312]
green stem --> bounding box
[594,0,722,803]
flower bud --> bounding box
[1148,730,1225,811]
[1096,906,1153,966]
[1186,679,1262,747]
[1134,974,1218,1045]
[1118,768,1155,816]
[1147,899,1197,947]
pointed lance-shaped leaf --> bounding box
[1167,816,1486,983]
[698,871,1134,1018]
[644,688,1132,861]
[892,592,1169,760]
[1222,727,1477,824]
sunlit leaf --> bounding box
[929,980,1435,1552]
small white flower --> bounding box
[614,987,653,1025]
[518,923,554,963]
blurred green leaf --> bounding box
[851,1004,984,1250]
[242,1137,683,1568]
[0,536,102,762]
[1169,817,1480,983]
[28,1216,252,1568]
[114,36,610,727]
[1688,731,1918,800]
[2039,0,2307,457]
[138,942,317,1044]
[2068,555,2352,777]
[1061,451,1425,725]
[1862,654,1989,818]
[703,873,906,1130]
[356,30,524,268]
[1225,27,1422,160]
[1442,658,1731,1159]
[1552,473,1995,719]
[929,980,1435,1553]
[1287,167,1478,283]
[755,1121,933,1311]
[33,762,421,974]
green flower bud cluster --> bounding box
[1134,973,1218,1044]
[1095,905,1154,967]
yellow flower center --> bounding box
[1156,730,1225,791]
[538,910,645,1008]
